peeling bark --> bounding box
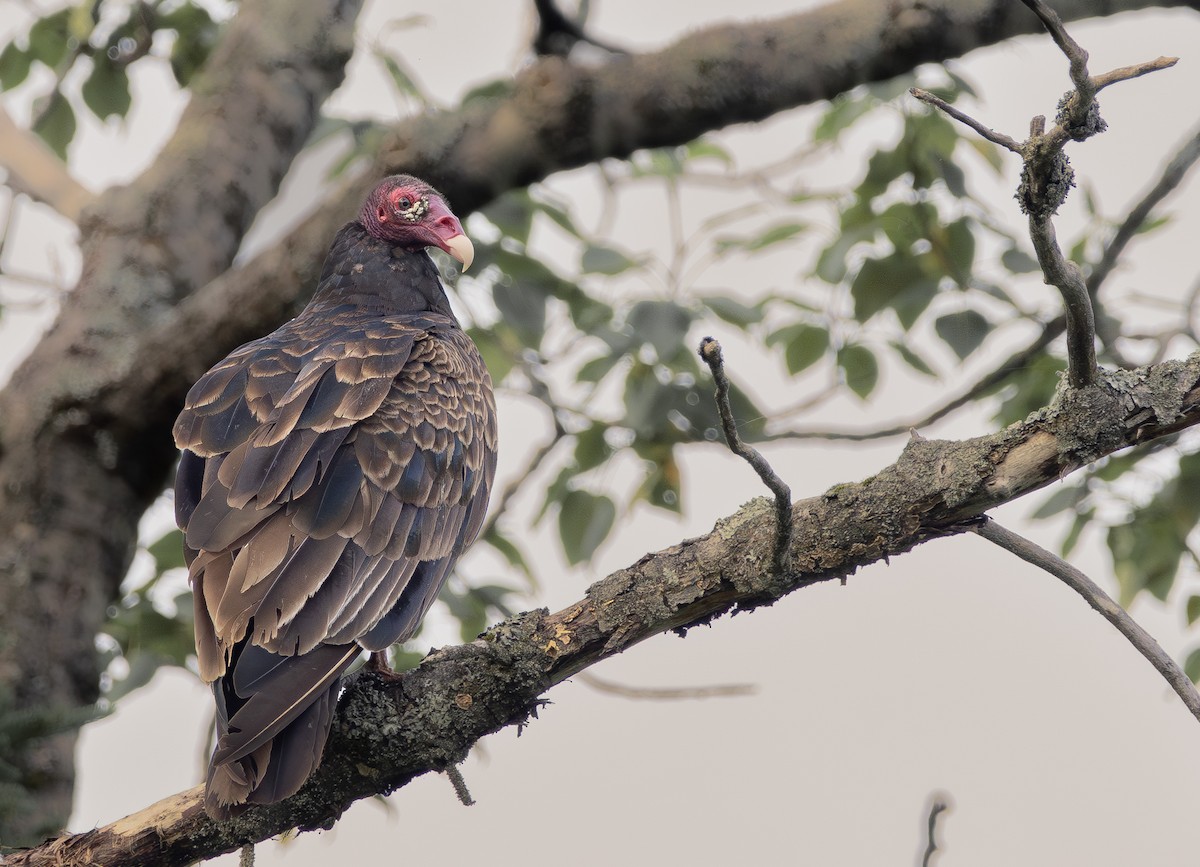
[10,357,1200,866]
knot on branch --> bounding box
[1017,150,1075,220]
[1055,91,1108,142]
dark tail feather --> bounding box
[204,640,359,819]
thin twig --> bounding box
[1021,0,1090,94]
[909,88,1020,153]
[445,763,475,806]
[698,336,793,574]
[913,2,1176,390]
[972,518,1200,725]
[920,794,952,867]
[239,843,255,867]
[577,671,757,700]
[1027,215,1097,388]
[1092,56,1178,92]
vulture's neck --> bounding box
[307,222,456,319]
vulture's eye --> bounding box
[399,196,413,209]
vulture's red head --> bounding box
[358,175,474,270]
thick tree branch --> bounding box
[2,0,1198,849]
[972,518,1200,723]
[12,352,1200,866]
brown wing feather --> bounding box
[175,310,497,816]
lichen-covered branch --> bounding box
[12,352,1200,867]
[1,0,1198,849]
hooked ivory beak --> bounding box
[444,234,475,272]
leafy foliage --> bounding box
[1,1,219,156]
[8,6,1200,704]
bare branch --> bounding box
[1092,55,1178,91]
[972,518,1200,724]
[920,793,952,867]
[1020,0,1091,93]
[699,336,793,575]
[1027,215,1098,387]
[14,352,1200,866]
[444,764,475,806]
[909,88,1021,153]
[0,106,94,221]
[576,671,757,701]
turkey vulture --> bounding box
[173,175,497,818]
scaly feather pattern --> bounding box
[173,176,496,818]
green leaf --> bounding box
[768,323,828,375]
[628,300,693,363]
[935,310,992,360]
[1001,247,1040,274]
[82,53,132,120]
[162,2,218,86]
[483,526,535,585]
[815,220,878,285]
[1060,508,1091,558]
[636,449,681,513]
[889,341,936,377]
[27,9,71,67]
[467,326,515,385]
[716,221,808,254]
[850,252,937,325]
[1031,484,1086,520]
[685,139,733,166]
[558,490,616,565]
[32,90,76,159]
[573,423,612,472]
[701,295,762,327]
[146,529,186,576]
[1187,596,1200,627]
[493,282,545,345]
[484,191,534,245]
[967,137,1004,173]
[1185,649,1200,685]
[461,78,514,106]
[1135,214,1172,236]
[532,197,581,238]
[578,352,622,383]
[582,244,638,276]
[814,91,877,142]
[879,200,936,251]
[837,344,879,399]
[0,43,32,90]
[944,69,979,99]
[941,218,976,285]
[374,49,427,106]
